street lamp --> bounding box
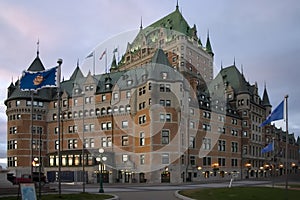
[245,163,251,179]
[96,148,107,193]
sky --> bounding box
[1,0,300,168]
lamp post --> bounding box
[245,163,251,179]
[96,148,107,193]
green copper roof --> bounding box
[205,32,214,56]
[214,65,251,95]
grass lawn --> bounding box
[0,192,114,200]
[179,187,300,200]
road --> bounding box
[58,180,274,199]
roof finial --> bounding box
[221,60,223,69]
[140,16,143,30]
[176,0,179,10]
[241,64,244,75]
[233,56,236,66]
[77,58,79,67]
[36,39,40,57]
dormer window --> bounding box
[162,72,168,79]
[127,80,133,86]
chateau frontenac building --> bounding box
[5,3,299,184]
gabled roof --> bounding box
[151,48,172,67]
[69,66,84,81]
[217,65,250,94]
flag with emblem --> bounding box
[20,66,59,91]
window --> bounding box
[160,84,165,92]
[113,92,119,100]
[16,100,20,107]
[203,111,211,119]
[160,99,165,106]
[122,154,128,162]
[63,100,68,107]
[7,140,17,150]
[160,113,171,122]
[203,124,211,131]
[140,154,145,165]
[102,95,106,101]
[122,121,128,129]
[162,153,169,164]
[122,136,129,146]
[203,157,211,166]
[139,86,146,96]
[203,138,211,150]
[139,115,146,124]
[189,136,195,148]
[166,100,171,107]
[126,91,131,99]
[107,122,112,130]
[231,142,238,152]
[190,121,195,129]
[165,84,171,92]
[161,72,168,79]
[140,132,145,146]
[68,139,78,149]
[101,137,107,147]
[190,156,196,166]
[73,99,78,106]
[101,123,107,130]
[231,129,238,136]
[231,158,238,167]
[101,137,112,147]
[9,127,17,134]
[162,130,170,144]
[127,80,132,86]
[218,158,226,166]
[55,140,59,150]
[218,140,226,151]
[218,127,226,134]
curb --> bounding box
[174,190,195,200]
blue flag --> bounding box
[261,142,274,153]
[260,100,284,127]
[20,66,59,91]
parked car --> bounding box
[8,172,47,185]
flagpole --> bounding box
[284,95,289,194]
[105,48,107,73]
[57,59,63,198]
[93,51,95,76]
[30,91,34,182]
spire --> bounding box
[233,57,236,66]
[221,60,223,70]
[140,16,143,30]
[70,62,84,81]
[36,39,40,57]
[176,0,179,10]
[262,82,271,107]
[77,58,79,67]
[205,30,214,57]
[241,64,244,76]
[110,53,117,70]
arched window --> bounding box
[90,109,95,116]
[96,108,100,116]
[74,111,78,118]
[119,105,125,113]
[107,107,112,115]
[126,105,131,112]
[101,108,106,115]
